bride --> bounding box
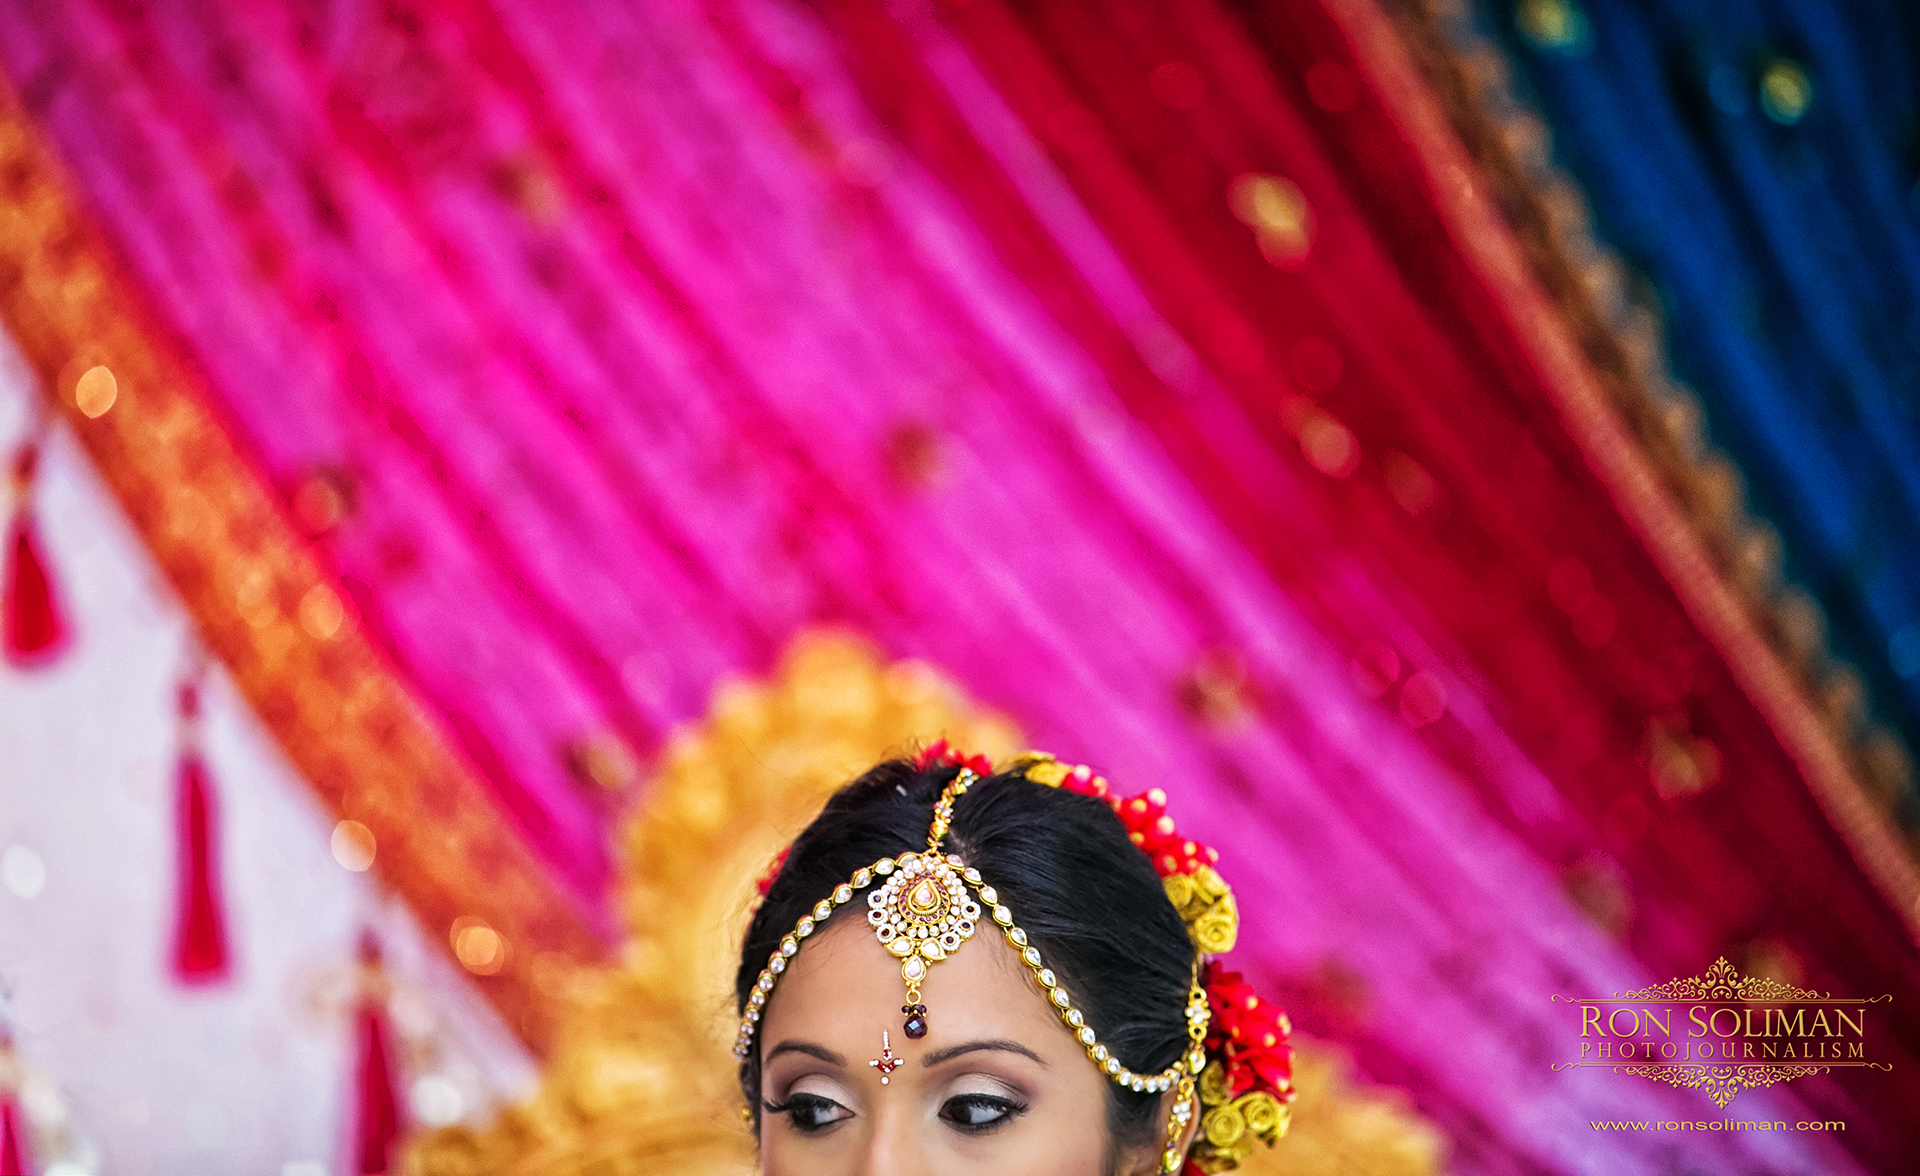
[733,744,1293,1175]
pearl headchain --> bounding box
[734,765,1206,1097]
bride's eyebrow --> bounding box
[920,1039,1046,1067]
[766,1041,845,1066]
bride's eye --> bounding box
[763,1092,853,1133]
[938,1092,1027,1133]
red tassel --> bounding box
[172,751,230,981]
[172,684,230,982]
[351,934,404,1175]
[4,445,68,666]
[0,1095,30,1176]
[0,1031,32,1176]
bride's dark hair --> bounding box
[735,755,1195,1152]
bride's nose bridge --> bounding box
[857,1088,922,1176]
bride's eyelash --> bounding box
[939,1091,1030,1134]
[762,1092,848,1133]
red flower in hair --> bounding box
[1057,764,1220,879]
[1202,963,1295,1101]
[913,739,993,777]
[1115,788,1220,878]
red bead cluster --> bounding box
[1201,962,1295,1101]
[1057,764,1221,879]
[913,738,993,778]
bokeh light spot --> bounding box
[452,916,507,975]
[1177,648,1255,731]
[1734,937,1806,989]
[292,470,351,536]
[1381,451,1438,516]
[1399,671,1448,728]
[566,733,639,791]
[1349,640,1402,699]
[1649,721,1723,800]
[1562,856,1632,937]
[884,421,949,488]
[1759,58,1812,125]
[2,844,47,898]
[1229,173,1313,266]
[1300,412,1359,477]
[331,820,376,872]
[235,570,277,628]
[410,1075,466,1126]
[1516,0,1592,54]
[75,365,118,418]
[299,582,345,640]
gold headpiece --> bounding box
[734,748,1289,1175]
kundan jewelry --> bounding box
[867,766,982,1039]
[736,745,1294,1176]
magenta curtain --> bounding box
[1,0,1912,1170]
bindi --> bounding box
[868,1030,903,1085]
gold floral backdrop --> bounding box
[407,632,1444,1176]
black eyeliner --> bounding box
[762,1091,850,1133]
[939,1091,1030,1134]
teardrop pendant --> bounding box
[902,1003,928,1040]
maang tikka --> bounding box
[864,766,982,1038]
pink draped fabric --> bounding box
[0,0,1910,1170]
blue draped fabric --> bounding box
[1475,0,1920,826]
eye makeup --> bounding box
[762,1090,853,1134]
[937,1089,1030,1133]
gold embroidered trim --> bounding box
[1331,0,1920,932]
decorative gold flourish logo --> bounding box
[1552,958,1891,1109]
